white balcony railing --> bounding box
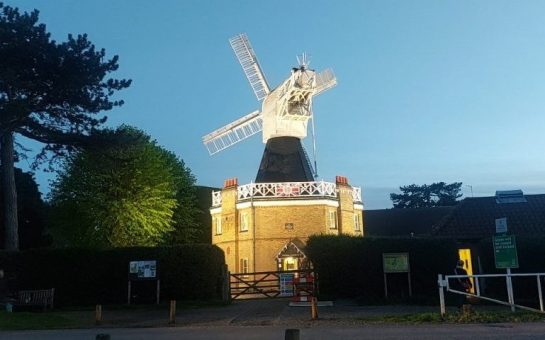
[212,190,222,207]
[353,187,362,203]
[238,181,337,201]
[211,181,362,207]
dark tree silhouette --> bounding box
[390,182,463,208]
[0,3,131,250]
[0,167,49,249]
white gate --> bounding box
[437,272,545,316]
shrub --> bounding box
[0,245,225,306]
[306,235,458,303]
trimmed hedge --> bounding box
[0,245,225,306]
[306,235,458,303]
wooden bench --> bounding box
[15,288,55,311]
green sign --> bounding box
[383,253,410,273]
[494,235,519,269]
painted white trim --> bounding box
[236,202,253,209]
[210,207,222,215]
[236,199,339,209]
[353,204,364,210]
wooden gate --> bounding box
[229,269,316,300]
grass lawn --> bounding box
[0,310,93,331]
[0,300,228,331]
[359,310,545,324]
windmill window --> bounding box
[328,211,338,230]
[240,212,249,232]
[354,214,361,231]
[215,216,222,235]
[240,258,249,275]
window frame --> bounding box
[239,212,249,232]
[215,216,222,235]
[354,213,361,231]
[240,258,249,274]
[328,210,338,230]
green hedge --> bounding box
[306,235,458,303]
[0,245,225,306]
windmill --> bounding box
[202,33,337,182]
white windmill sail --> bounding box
[229,33,270,101]
[202,33,337,165]
[314,68,337,96]
[202,110,263,155]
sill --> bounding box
[240,230,249,233]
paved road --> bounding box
[2,323,545,340]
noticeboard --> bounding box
[129,260,158,280]
[494,235,519,269]
[383,253,410,273]
[279,273,295,297]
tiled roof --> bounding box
[364,207,454,237]
[277,238,307,258]
[432,194,545,239]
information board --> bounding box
[494,235,519,269]
[383,253,410,273]
[279,273,295,297]
[129,260,157,280]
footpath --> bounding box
[76,300,462,328]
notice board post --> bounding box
[128,260,159,305]
[493,234,518,312]
[494,218,518,312]
[382,253,411,298]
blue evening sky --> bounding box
[13,0,545,209]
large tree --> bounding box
[390,182,463,209]
[49,126,200,248]
[0,3,130,250]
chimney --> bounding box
[223,177,238,188]
[335,175,349,185]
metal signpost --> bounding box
[493,218,518,312]
[128,260,160,305]
[382,253,411,297]
[495,217,508,234]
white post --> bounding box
[475,275,481,296]
[537,275,544,312]
[506,268,515,312]
[438,274,446,317]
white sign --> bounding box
[129,260,157,279]
[495,218,508,234]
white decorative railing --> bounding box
[211,181,362,207]
[238,181,337,201]
[353,187,362,203]
[212,191,222,207]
